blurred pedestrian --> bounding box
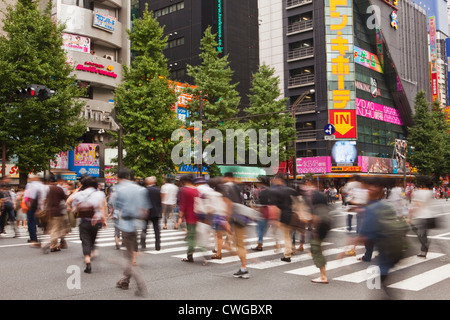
[161,178,179,230]
[67,175,107,274]
[298,179,332,284]
[24,175,47,247]
[349,176,408,298]
[141,176,162,251]
[0,177,18,237]
[221,172,253,278]
[110,168,148,297]
[177,174,199,263]
[41,175,69,253]
[206,177,231,260]
[409,181,436,258]
[251,176,280,252]
[270,175,298,263]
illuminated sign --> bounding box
[296,156,331,174]
[76,61,118,78]
[217,0,223,52]
[93,11,116,33]
[325,0,355,113]
[356,98,403,125]
[430,16,438,101]
[331,140,357,165]
[354,46,383,73]
[329,109,357,139]
[331,166,361,172]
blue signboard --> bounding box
[68,143,100,177]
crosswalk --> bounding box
[2,224,450,292]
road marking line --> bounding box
[388,264,450,291]
[333,252,445,283]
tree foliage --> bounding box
[113,6,181,178]
[184,26,241,175]
[0,0,86,181]
[245,64,295,167]
[407,90,450,184]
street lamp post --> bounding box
[290,88,315,182]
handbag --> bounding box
[74,191,96,219]
[231,203,260,227]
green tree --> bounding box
[407,91,450,184]
[113,6,181,178]
[186,26,241,126]
[184,26,241,175]
[0,0,86,185]
[245,64,295,168]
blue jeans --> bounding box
[256,219,268,243]
[27,209,38,241]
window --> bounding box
[154,1,184,18]
[167,37,185,49]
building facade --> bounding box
[141,0,259,107]
[51,0,132,181]
[273,0,430,184]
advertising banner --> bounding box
[358,156,394,174]
[296,156,331,174]
[62,33,91,53]
[430,16,438,102]
[328,109,357,139]
[50,151,69,170]
[69,143,100,177]
[331,140,357,166]
[325,0,356,140]
[354,46,383,73]
[393,139,407,174]
[93,11,116,33]
[446,38,450,103]
[356,98,403,125]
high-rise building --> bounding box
[262,0,430,184]
[140,0,259,106]
[411,0,448,107]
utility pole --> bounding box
[290,88,315,183]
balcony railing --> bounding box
[288,74,315,88]
[287,46,314,62]
[293,102,316,114]
[296,131,316,142]
[287,19,313,35]
[286,0,313,10]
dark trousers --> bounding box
[362,239,374,261]
[0,202,16,234]
[140,218,161,250]
[79,220,101,256]
[27,209,38,241]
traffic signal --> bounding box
[16,84,55,100]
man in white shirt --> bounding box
[160,178,179,230]
[25,175,48,247]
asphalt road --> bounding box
[0,200,449,305]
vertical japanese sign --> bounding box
[325,0,356,139]
[446,38,450,108]
[429,16,438,102]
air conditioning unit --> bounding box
[103,55,114,61]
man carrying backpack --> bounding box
[350,176,408,298]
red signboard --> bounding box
[329,109,357,139]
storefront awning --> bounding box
[217,165,266,182]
